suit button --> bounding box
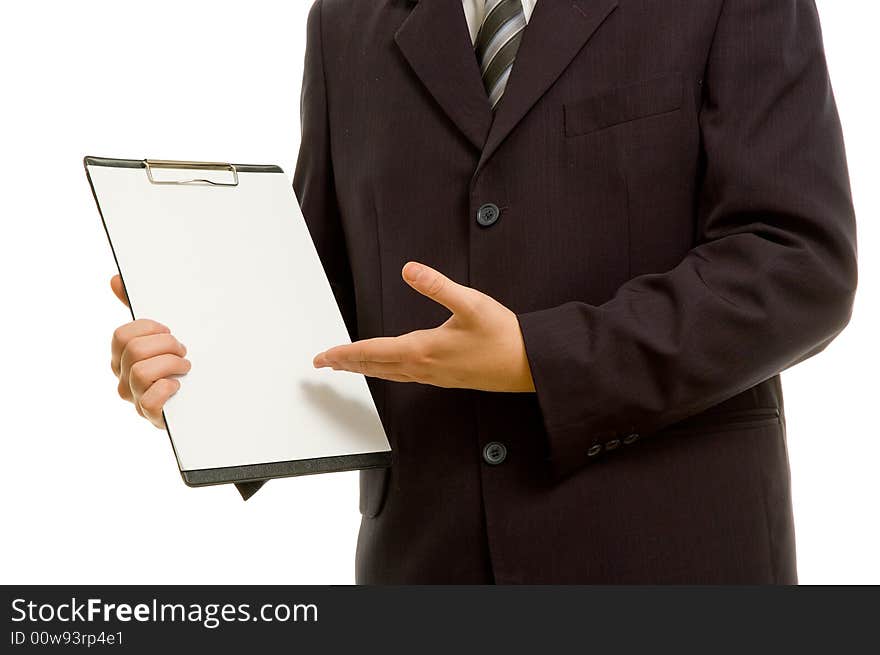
[605,439,621,451]
[587,443,603,457]
[476,203,500,227]
[623,432,640,445]
[482,441,508,465]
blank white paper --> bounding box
[87,162,390,472]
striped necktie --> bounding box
[475,0,527,110]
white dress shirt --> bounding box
[462,0,538,45]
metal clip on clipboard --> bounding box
[144,159,239,187]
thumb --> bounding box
[110,274,130,308]
[402,262,480,316]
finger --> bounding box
[321,361,417,384]
[120,333,187,378]
[314,335,414,367]
[111,319,170,376]
[358,371,415,383]
[118,375,135,403]
[110,274,130,307]
[129,353,191,397]
[324,358,412,376]
[401,262,481,317]
[137,378,181,429]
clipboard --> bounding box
[84,156,392,487]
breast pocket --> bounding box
[564,72,683,137]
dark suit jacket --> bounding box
[289,0,857,583]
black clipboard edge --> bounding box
[181,451,392,487]
[83,155,284,174]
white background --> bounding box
[0,1,876,584]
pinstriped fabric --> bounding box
[474,0,526,109]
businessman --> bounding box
[109,0,857,583]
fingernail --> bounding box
[403,262,423,282]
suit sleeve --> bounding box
[293,0,358,340]
[233,0,357,501]
[516,0,857,478]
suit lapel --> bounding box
[394,0,619,164]
[476,0,619,174]
[394,0,493,150]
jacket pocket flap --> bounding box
[564,72,683,136]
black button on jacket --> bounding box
[476,203,500,227]
[289,0,857,584]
